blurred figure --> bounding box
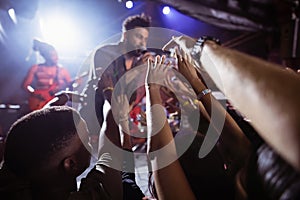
[23,39,71,111]
[0,106,96,199]
[94,13,153,149]
[144,54,251,200]
[0,104,151,199]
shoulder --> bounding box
[29,64,39,71]
[57,65,67,71]
[95,42,122,56]
[32,64,39,67]
[56,64,68,71]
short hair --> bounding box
[122,13,151,32]
[4,106,82,177]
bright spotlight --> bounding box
[125,1,134,9]
[8,8,17,24]
[162,6,170,15]
[39,14,81,52]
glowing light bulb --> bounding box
[126,1,134,9]
[162,6,170,15]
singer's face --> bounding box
[124,27,149,50]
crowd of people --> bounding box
[0,12,299,200]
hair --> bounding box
[33,39,56,58]
[122,13,151,32]
[4,106,82,177]
[245,143,300,199]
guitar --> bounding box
[28,72,88,111]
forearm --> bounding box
[98,70,114,104]
[146,85,195,200]
[118,119,132,150]
[146,85,173,152]
[192,76,251,171]
[201,40,300,170]
[153,161,196,200]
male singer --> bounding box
[94,13,153,134]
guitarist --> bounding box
[23,39,71,111]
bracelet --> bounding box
[191,36,221,55]
[102,87,113,93]
[190,36,220,68]
[119,116,129,123]
[197,88,211,100]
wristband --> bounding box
[197,88,211,100]
[102,87,113,93]
[191,36,221,55]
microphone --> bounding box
[138,47,158,57]
[137,46,148,55]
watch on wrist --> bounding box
[190,36,221,69]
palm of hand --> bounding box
[145,56,170,86]
[111,93,132,122]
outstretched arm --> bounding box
[166,36,300,171]
[145,55,196,200]
[175,47,251,174]
[199,40,300,171]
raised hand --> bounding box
[110,92,135,150]
[175,47,207,92]
[111,93,132,127]
[163,35,204,71]
[133,52,155,67]
[164,74,198,112]
[145,55,171,88]
[175,47,197,82]
[162,35,196,55]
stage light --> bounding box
[162,6,170,15]
[125,1,134,9]
[39,13,82,52]
[8,8,17,24]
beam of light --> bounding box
[162,6,170,15]
[8,8,18,24]
[39,13,82,53]
[0,22,6,43]
[125,1,134,9]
